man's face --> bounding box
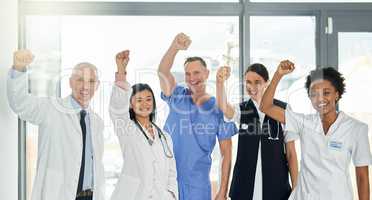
[184,61,209,95]
[69,66,99,107]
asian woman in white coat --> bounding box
[109,50,178,200]
[260,61,372,200]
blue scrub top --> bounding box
[161,85,237,188]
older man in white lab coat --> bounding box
[7,50,105,200]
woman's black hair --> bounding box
[305,67,346,100]
[129,83,156,122]
[244,63,269,82]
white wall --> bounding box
[0,0,18,199]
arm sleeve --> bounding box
[284,106,304,142]
[352,124,372,167]
[217,112,238,140]
[161,84,187,106]
[109,74,132,135]
[7,69,49,125]
[223,103,241,123]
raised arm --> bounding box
[216,66,235,120]
[115,50,131,90]
[109,50,131,123]
[7,50,49,125]
[259,60,295,124]
[158,33,191,96]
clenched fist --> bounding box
[171,33,191,51]
[13,50,34,71]
[216,66,231,83]
[276,60,295,76]
[116,50,130,74]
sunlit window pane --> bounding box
[250,16,316,114]
[338,32,372,199]
[26,15,239,199]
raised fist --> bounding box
[13,50,34,71]
[171,33,191,51]
[216,66,231,83]
[116,50,130,73]
[277,60,295,76]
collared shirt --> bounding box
[8,68,105,200]
[161,85,237,188]
[285,107,372,200]
[70,97,94,190]
[11,68,94,190]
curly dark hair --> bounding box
[305,67,346,100]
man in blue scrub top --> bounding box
[158,33,237,200]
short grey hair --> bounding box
[71,62,99,79]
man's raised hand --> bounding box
[171,33,191,51]
[216,66,231,84]
[13,50,34,72]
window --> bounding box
[338,32,372,199]
[26,15,239,199]
[250,16,316,113]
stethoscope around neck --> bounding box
[264,119,280,141]
[134,119,174,158]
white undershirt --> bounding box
[225,100,265,200]
[252,101,265,200]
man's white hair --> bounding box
[71,62,99,79]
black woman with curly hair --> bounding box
[260,61,372,200]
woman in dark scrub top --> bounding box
[215,63,299,200]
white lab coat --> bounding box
[285,107,372,200]
[7,70,105,200]
[109,85,178,200]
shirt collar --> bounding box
[70,95,89,113]
[250,98,263,115]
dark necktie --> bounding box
[77,110,87,193]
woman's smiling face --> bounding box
[309,79,339,116]
[245,71,268,102]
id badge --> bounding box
[328,140,343,151]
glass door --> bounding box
[327,12,372,199]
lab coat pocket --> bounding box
[305,193,313,200]
[42,169,63,200]
[110,174,140,200]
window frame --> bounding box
[18,0,372,199]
